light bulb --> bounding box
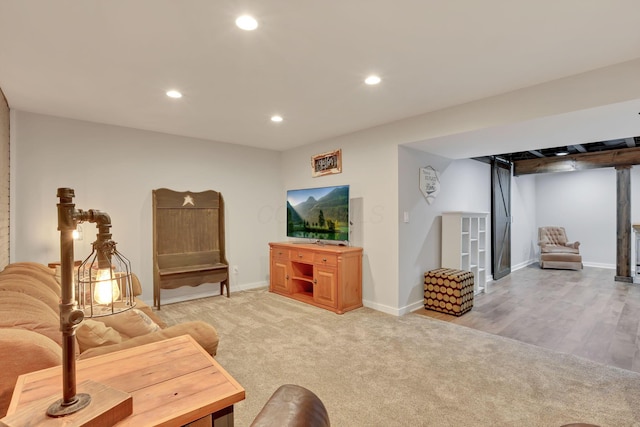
[93,268,120,305]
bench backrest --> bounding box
[153,188,227,271]
[157,251,222,270]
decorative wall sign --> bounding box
[419,166,440,204]
[311,149,342,177]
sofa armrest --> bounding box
[78,320,219,360]
[0,329,62,417]
[250,384,330,427]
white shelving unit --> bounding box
[441,211,488,294]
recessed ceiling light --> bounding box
[271,115,283,123]
[236,15,258,31]
[364,75,381,85]
[166,90,182,99]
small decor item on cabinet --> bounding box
[424,268,474,316]
[311,149,342,177]
[419,166,440,204]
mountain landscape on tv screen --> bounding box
[287,186,349,241]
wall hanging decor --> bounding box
[311,149,342,177]
[419,166,440,204]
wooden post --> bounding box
[615,165,633,282]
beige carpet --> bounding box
[155,288,640,427]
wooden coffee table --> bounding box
[4,335,245,426]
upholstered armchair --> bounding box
[538,226,583,270]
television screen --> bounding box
[286,185,349,243]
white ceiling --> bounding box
[1,1,640,155]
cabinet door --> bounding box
[271,259,289,294]
[314,267,337,308]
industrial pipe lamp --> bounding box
[46,187,136,421]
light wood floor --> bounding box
[415,264,640,373]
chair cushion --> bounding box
[540,252,582,262]
[541,245,580,254]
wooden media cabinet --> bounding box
[269,242,363,314]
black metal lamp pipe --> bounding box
[49,187,114,417]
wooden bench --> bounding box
[153,189,229,309]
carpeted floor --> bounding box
[155,288,640,427]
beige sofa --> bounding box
[0,261,219,417]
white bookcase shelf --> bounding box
[441,211,488,294]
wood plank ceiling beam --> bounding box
[513,146,640,176]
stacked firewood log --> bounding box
[424,268,474,316]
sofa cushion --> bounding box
[135,300,167,329]
[78,320,219,359]
[2,262,56,277]
[0,279,60,312]
[0,329,62,417]
[96,308,161,339]
[0,292,62,346]
[131,273,143,296]
[76,319,123,353]
[0,269,61,296]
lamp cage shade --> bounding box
[76,241,136,317]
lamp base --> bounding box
[47,393,91,417]
[0,380,132,427]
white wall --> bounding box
[10,111,281,304]
[398,146,491,314]
[280,132,399,314]
[511,174,537,268]
[535,168,617,268]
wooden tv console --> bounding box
[269,242,363,314]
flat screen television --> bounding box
[286,185,349,244]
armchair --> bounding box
[538,226,583,270]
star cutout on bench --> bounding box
[182,195,195,206]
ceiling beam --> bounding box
[514,146,640,176]
[570,144,587,153]
[527,150,545,158]
[625,137,636,148]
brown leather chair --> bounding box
[538,226,583,270]
[251,384,330,427]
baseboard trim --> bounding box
[142,281,268,306]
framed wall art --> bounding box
[311,149,342,177]
[419,165,440,204]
